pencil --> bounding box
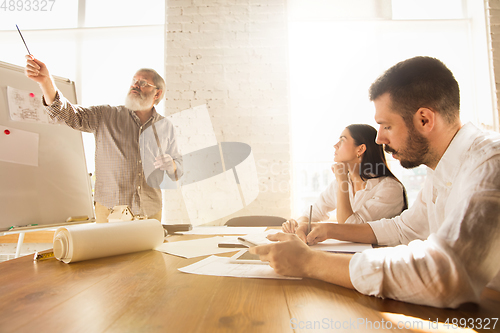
[307,205,312,235]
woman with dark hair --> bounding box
[284,124,406,232]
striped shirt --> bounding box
[43,91,183,217]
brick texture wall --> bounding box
[162,0,291,225]
[487,0,500,130]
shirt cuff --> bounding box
[42,90,61,107]
[349,248,390,298]
[368,219,401,246]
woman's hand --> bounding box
[332,162,349,182]
[282,219,298,234]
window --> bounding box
[288,0,495,216]
[0,0,165,176]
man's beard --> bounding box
[384,125,430,169]
[125,88,155,111]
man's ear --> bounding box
[154,89,163,101]
[413,107,435,134]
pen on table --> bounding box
[237,237,258,248]
[16,24,32,56]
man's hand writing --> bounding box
[249,233,313,277]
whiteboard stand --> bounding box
[1,221,93,258]
[15,233,24,258]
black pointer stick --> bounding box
[16,24,32,56]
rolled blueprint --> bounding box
[53,219,165,263]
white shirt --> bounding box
[350,123,500,308]
[301,176,405,224]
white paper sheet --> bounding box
[0,125,39,166]
[237,229,281,246]
[178,255,301,280]
[178,226,267,235]
[53,220,165,263]
[155,236,240,258]
[7,86,57,124]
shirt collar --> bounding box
[128,107,160,127]
[365,177,382,190]
[430,122,480,183]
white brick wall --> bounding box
[162,0,291,225]
[487,0,500,129]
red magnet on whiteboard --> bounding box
[4,129,10,135]
[29,93,35,98]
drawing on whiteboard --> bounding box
[7,86,59,124]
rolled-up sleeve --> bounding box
[367,190,430,246]
[350,157,500,308]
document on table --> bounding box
[310,239,372,253]
[155,236,241,258]
[238,230,372,253]
[177,226,267,235]
[178,255,301,280]
[236,229,280,246]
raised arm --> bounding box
[25,55,101,133]
[333,163,353,223]
[24,55,57,105]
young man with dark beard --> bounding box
[251,56,500,308]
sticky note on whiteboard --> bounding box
[0,125,39,167]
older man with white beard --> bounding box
[25,55,183,222]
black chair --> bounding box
[224,215,287,227]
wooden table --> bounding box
[1,235,499,333]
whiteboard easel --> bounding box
[0,61,94,244]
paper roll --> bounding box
[53,219,165,263]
